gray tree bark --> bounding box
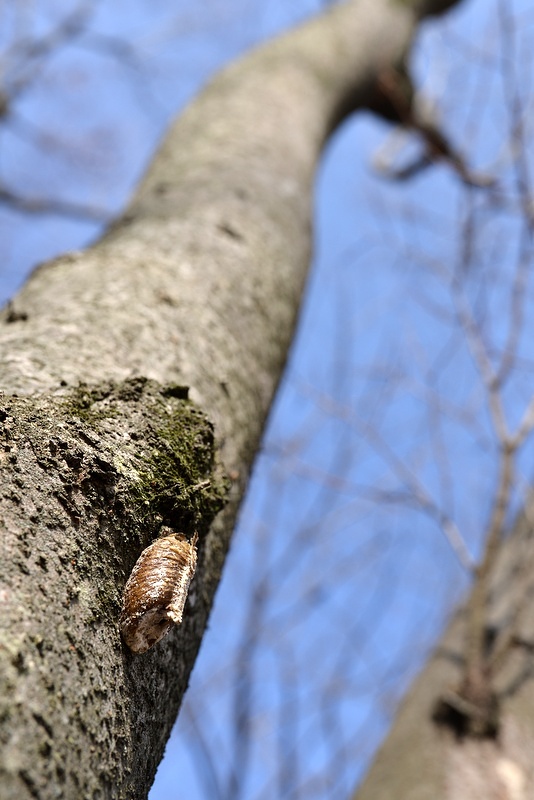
[355,514,534,800]
[0,0,460,797]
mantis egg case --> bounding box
[120,531,198,654]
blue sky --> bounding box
[2,0,534,797]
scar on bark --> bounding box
[432,628,534,740]
[432,674,500,740]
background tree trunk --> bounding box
[355,509,534,799]
[0,0,461,797]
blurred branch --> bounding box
[371,66,496,188]
[0,0,94,111]
[294,378,475,571]
[225,549,272,800]
[182,704,225,800]
[0,184,110,221]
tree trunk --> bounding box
[0,0,460,797]
[355,512,534,800]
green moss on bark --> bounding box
[61,376,229,542]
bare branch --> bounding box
[0,184,111,221]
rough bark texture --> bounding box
[0,380,227,799]
[0,0,460,797]
[356,513,534,800]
